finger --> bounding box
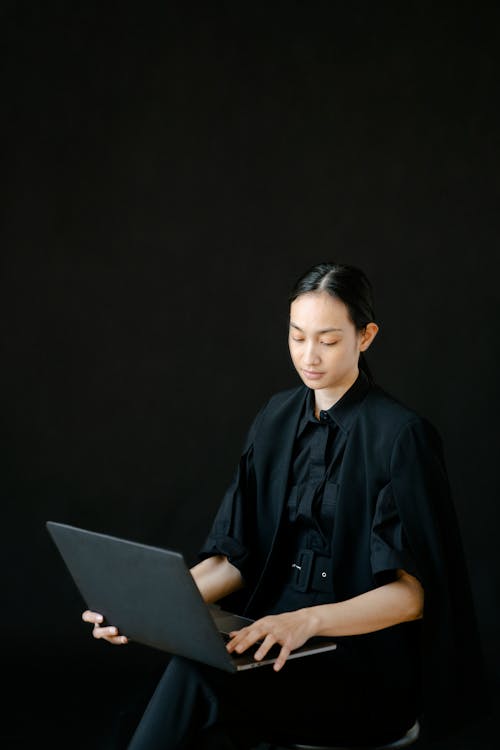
[82,610,103,624]
[228,627,263,654]
[93,626,128,645]
[226,626,253,652]
[273,644,291,672]
[226,632,245,652]
[92,625,118,640]
[110,635,128,645]
[254,633,277,661]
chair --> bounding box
[263,719,420,750]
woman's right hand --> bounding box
[82,610,128,645]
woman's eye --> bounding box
[292,337,304,343]
[321,341,337,346]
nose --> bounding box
[303,340,321,366]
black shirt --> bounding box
[205,372,418,611]
[199,371,487,740]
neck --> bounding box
[314,369,359,415]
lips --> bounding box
[302,370,324,379]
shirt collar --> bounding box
[298,370,371,435]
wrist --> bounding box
[299,606,322,638]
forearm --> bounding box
[304,570,424,638]
[190,555,245,604]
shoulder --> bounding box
[364,382,421,424]
[243,385,306,447]
[264,385,306,410]
[362,383,442,445]
[248,385,306,420]
[363,385,436,437]
[253,384,307,425]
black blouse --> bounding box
[202,372,418,613]
[198,371,487,741]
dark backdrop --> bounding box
[2,2,499,748]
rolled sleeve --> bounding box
[198,534,250,575]
[198,444,256,584]
[370,482,420,584]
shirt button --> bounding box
[321,571,327,578]
[320,411,328,422]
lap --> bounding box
[164,650,419,747]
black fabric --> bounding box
[199,373,488,741]
[209,376,418,607]
[127,654,420,750]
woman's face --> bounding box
[288,291,378,396]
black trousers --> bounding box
[126,646,420,750]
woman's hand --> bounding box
[226,609,317,672]
[82,610,128,645]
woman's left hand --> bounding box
[226,609,317,672]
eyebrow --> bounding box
[289,322,344,333]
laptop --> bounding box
[46,521,337,672]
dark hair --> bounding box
[289,262,376,382]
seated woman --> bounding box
[84,261,486,749]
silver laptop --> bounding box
[46,521,337,672]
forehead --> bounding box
[290,291,351,329]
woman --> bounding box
[84,262,485,749]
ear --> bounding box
[359,322,379,352]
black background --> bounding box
[2,2,499,748]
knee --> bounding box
[162,656,222,694]
[162,656,203,686]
